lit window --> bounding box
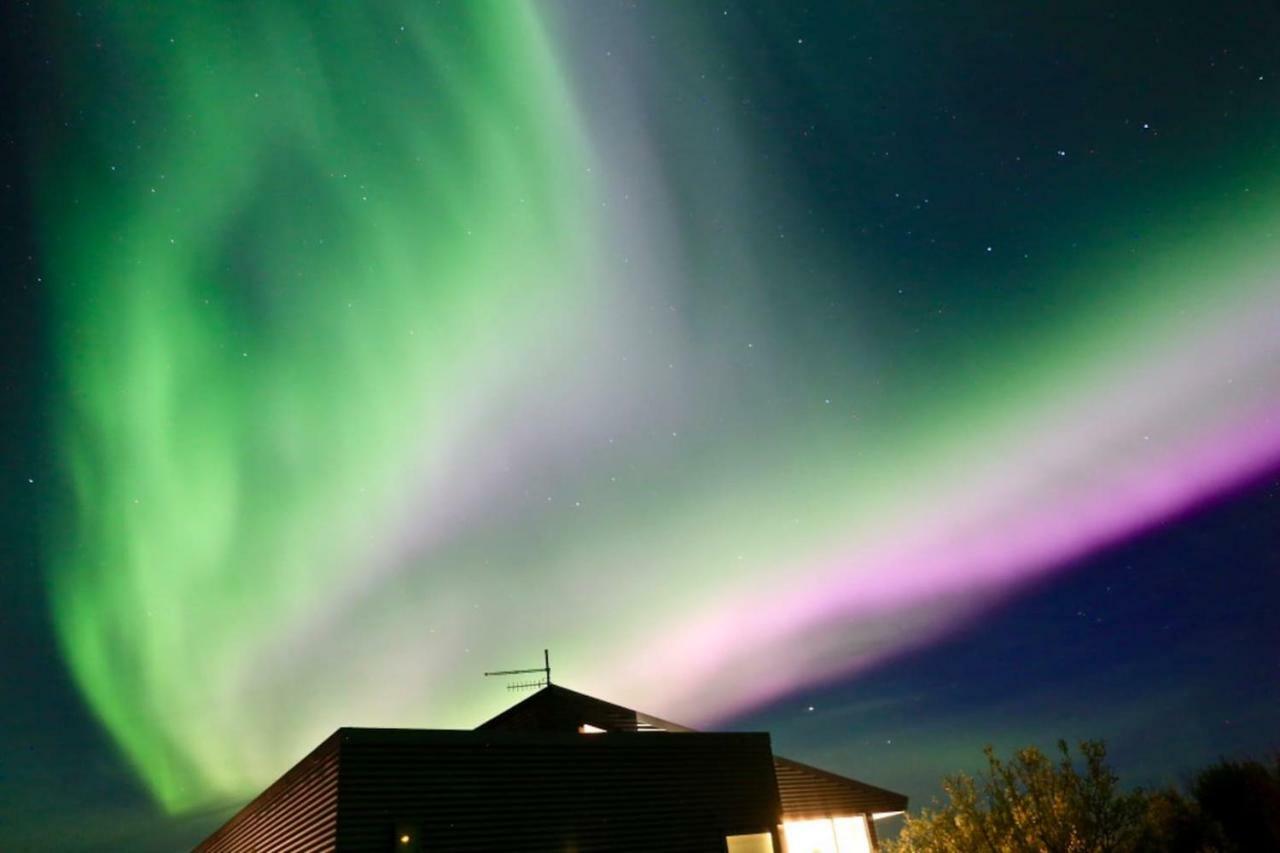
[783,818,838,853]
[726,831,774,852]
[833,817,873,853]
[781,817,872,853]
[578,723,606,734]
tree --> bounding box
[885,740,1149,853]
[1186,755,1280,851]
[1134,787,1211,853]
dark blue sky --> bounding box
[737,473,1280,805]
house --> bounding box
[195,684,907,852]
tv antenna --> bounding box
[484,649,551,692]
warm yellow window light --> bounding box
[783,818,838,852]
[578,723,606,734]
[726,831,775,852]
[832,817,873,853]
[782,816,872,853]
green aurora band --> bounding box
[39,2,1280,813]
[44,2,595,809]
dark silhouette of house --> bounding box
[195,684,907,852]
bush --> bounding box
[886,740,1147,853]
[887,744,1280,853]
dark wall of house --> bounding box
[195,734,340,852]
[334,729,782,852]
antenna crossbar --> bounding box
[484,649,552,690]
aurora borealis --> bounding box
[3,1,1280,849]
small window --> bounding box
[578,723,606,734]
[726,831,774,852]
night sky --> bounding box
[3,2,1279,850]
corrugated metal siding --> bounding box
[195,734,341,853]
[333,729,781,852]
[774,756,907,820]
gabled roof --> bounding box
[198,683,907,850]
[476,683,693,733]
[774,755,908,819]
[478,684,908,819]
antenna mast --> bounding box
[484,649,551,692]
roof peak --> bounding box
[476,682,693,734]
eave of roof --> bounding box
[773,755,908,819]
